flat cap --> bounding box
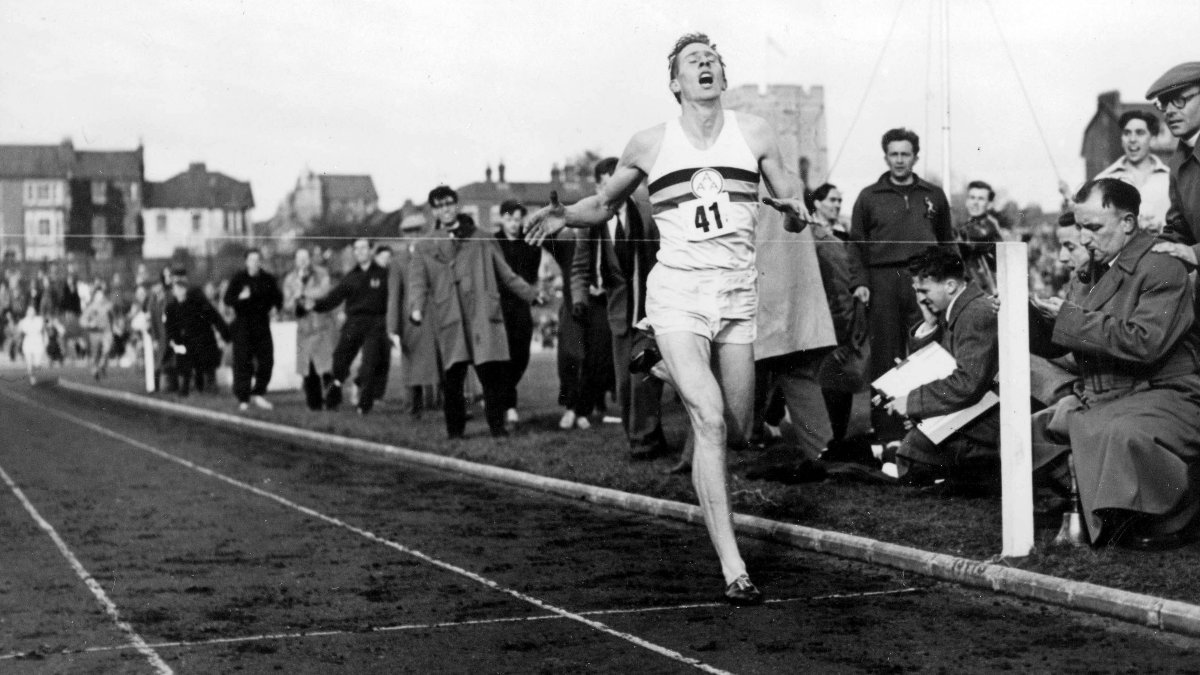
[1146,62,1200,100]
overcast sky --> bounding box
[2,0,1197,220]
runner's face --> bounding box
[965,188,991,218]
[672,43,725,103]
[1121,119,1153,163]
[885,141,916,180]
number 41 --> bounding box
[694,202,724,233]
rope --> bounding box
[825,0,908,181]
[984,0,1063,182]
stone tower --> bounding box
[723,84,827,190]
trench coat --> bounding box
[408,226,539,370]
[1032,230,1200,541]
[754,206,837,359]
[386,235,441,388]
[282,265,336,375]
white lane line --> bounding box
[2,390,734,675]
[1,588,921,661]
[0,462,174,675]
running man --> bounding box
[526,33,814,605]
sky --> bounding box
[2,0,1197,220]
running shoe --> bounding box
[725,575,763,606]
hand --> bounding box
[238,286,251,300]
[852,286,871,305]
[409,310,422,325]
[762,196,818,233]
[524,191,567,246]
[1030,294,1064,319]
[532,293,547,307]
[885,395,909,418]
[1152,242,1199,267]
[917,298,938,329]
[390,334,400,351]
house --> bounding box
[1081,90,1175,179]
[0,138,144,262]
[266,170,381,253]
[142,162,254,259]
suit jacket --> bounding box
[905,282,999,426]
[408,218,538,368]
[1163,140,1200,256]
[569,197,657,337]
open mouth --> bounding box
[699,73,714,86]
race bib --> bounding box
[683,168,734,242]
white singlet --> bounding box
[646,110,760,272]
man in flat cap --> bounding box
[1148,62,1200,267]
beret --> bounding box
[1146,62,1200,100]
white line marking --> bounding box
[2,390,734,675]
[0,462,174,675]
[0,588,921,661]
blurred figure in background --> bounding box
[164,273,230,396]
[956,180,1004,295]
[80,281,114,380]
[494,199,540,427]
[284,247,336,410]
[224,249,283,411]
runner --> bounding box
[526,32,814,605]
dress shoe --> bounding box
[575,416,591,430]
[724,575,763,606]
[251,395,273,410]
[558,409,577,430]
[324,382,343,410]
[506,408,519,424]
[1115,528,1198,552]
[629,443,672,461]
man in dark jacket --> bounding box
[849,127,953,441]
[494,199,541,426]
[1031,179,1200,550]
[165,275,229,396]
[223,249,283,411]
[885,247,999,489]
[309,237,391,415]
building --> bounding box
[142,162,254,259]
[428,161,597,233]
[1081,90,1174,179]
[0,139,144,262]
[266,170,381,253]
[724,84,828,187]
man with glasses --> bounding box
[1147,63,1200,267]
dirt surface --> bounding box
[2,381,1200,673]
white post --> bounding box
[142,330,155,393]
[940,0,951,193]
[997,242,1033,557]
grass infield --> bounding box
[39,349,1200,606]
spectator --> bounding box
[409,185,540,439]
[545,226,599,431]
[283,247,336,410]
[494,199,541,427]
[387,220,442,418]
[80,282,115,380]
[956,180,1004,294]
[1031,178,1200,550]
[884,247,999,491]
[310,238,391,415]
[223,249,283,411]
[570,157,666,455]
[16,304,47,384]
[848,127,954,442]
[147,267,174,392]
[164,274,230,396]
[1149,63,1200,289]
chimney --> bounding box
[189,162,207,174]
[486,164,493,183]
[498,160,506,183]
[550,163,561,184]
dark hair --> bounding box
[1074,178,1141,218]
[244,248,262,260]
[593,157,619,183]
[881,128,921,155]
[805,183,838,212]
[1118,110,1161,137]
[428,185,458,205]
[374,244,392,255]
[907,245,966,281]
[499,199,526,217]
[667,33,726,103]
[966,180,995,201]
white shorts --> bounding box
[645,266,757,344]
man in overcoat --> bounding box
[408,186,540,439]
[283,247,336,410]
[1031,178,1200,550]
[387,219,442,417]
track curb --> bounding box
[57,378,1200,637]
